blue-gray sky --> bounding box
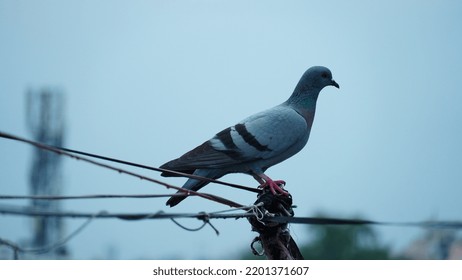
[1,0,462,259]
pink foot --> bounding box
[257,176,288,195]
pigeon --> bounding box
[161,66,339,207]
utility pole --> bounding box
[26,89,67,258]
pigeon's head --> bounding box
[302,66,339,90]
[289,66,339,103]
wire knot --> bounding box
[248,186,294,230]
[247,183,303,259]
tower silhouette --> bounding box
[26,89,67,258]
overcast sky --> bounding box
[1,0,462,259]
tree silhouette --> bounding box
[300,213,391,259]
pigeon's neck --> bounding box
[285,88,320,111]
[284,90,319,123]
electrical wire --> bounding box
[0,212,99,260]
[0,131,243,208]
[53,145,259,194]
[2,204,462,230]
[0,194,189,200]
[0,204,253,220]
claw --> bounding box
[258,178,288,196]
[253,173,289,195]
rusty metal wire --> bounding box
[0,131,244,208]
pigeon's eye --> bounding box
[321,72,328,78]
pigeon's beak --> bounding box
[331,79,340,89]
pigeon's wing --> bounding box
[212,105,309,161]
[160,105,309,176]
[160,139,243,176]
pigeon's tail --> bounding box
[165,169,218,207]
[160,168,194,178]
